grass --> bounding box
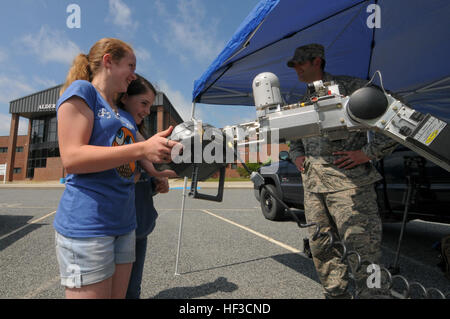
[206,177,250,182]
[172,177,250,182]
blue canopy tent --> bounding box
[192,0,450,121]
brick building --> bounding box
[0,135,29,181]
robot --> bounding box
[164,73,450,297]
[156,72,449,201]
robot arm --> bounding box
[349,86,449,172]
[252,72,450,172]
[157,72,449,202]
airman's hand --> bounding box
[333,150,371,169]
[294,156,306,173]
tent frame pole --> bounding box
[174,102,196,275]
[190,101,196,119]
[174,176,188,276]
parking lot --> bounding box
[0,187,449,299]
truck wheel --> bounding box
[260,184,285,220]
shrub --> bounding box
[236,158,272,178]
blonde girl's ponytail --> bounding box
[59,38,134,96]
[60,53,91,96]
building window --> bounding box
[47,116,58,142]
[27,115,60,179]
[16,146,24,152]
[0,147,7,153]
[31,118,45,144]
[13,168,21,174]
[31,115,58,144]
[26,148,59,179]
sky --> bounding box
[0,0,261,136]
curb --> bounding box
[0,181,255,189]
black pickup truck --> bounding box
[254,148,450,224]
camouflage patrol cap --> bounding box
[287,43,325,67]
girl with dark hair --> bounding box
[117,74,177,298]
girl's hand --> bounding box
[142,126,179,163]
[154,177,169,193]
[156,169,178,178]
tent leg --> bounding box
[174,101,196,275]
[390,177,412,275]
[174,176,189,276]
[190,102,196,119]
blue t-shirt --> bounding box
[54,80,138,237]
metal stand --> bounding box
[390,176,413,274]
[390,156,426,274]
[174,176,188,275]
[174,102,197,276]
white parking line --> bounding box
[201,209,300,253]
[0,210,56,241]
[160,208,258,211]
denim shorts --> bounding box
[55,231,136,288]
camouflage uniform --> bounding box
[289,72,398,298]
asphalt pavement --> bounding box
[0,186,449,300]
